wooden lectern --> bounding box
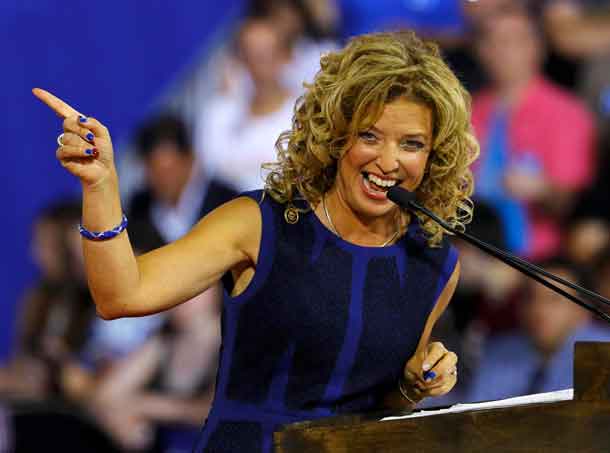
[274,342,610,452]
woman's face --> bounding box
[334,97,433,220]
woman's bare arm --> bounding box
[86,196,259,319]
[33,88,261,319]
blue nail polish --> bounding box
[79,115,88,123]
[85,149,93,155]
[424,371,436,381]
[86,132,94,141]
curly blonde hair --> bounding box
[264,31,479,246]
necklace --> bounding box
[322,195,399,247]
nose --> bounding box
[376,143,399,174]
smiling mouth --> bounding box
[362,172,401,192]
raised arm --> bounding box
[33,88,260,319]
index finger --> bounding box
[32,88,82,119]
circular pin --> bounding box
[284,205,299,224]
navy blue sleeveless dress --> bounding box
[193,190,458,453]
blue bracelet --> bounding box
[78,214,128,241]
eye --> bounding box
[358,131,378,143]
[400,140,426,151]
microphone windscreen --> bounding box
[387,186,417,208]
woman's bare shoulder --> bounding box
[188,194,263,262]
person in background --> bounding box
[456,0,533,93]
[186,0,337,162]
[0,201,119,452]
[0,201,95,401]
[197,18,297,191]
[249,0,339,93]
[128,114,237,251]
[466,257,610,402]
[472,8,596,260]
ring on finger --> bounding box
[450,368,458,376]
[57,133,65,147]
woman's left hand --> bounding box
[401,341,458,403]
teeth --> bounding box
[366,173,397,188]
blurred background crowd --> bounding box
[4,0,610,451]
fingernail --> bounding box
[424,371,436,381]
[85,148,94,156]
[422,363,431,371]
[79,115,88,123]
[86,132,94,141]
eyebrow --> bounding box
[369,126,430,141]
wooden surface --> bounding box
[274,341,610,453]
[574,341,610,402]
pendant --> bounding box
[284,204,299,224]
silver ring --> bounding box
[57,133,65,147]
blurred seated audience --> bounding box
[465,257,610,402]
[89,292,220,453]
[0,201,118,450]
[196,18,299,191]
[471,8,596,260]
[0,200,95,402]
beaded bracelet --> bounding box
[398,377,418,405]
[78,214,128,241]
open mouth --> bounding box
[361,171,400,193]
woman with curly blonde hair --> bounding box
[35,29,478,453]
[266,30,478,246]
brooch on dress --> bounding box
[284,203,299,224]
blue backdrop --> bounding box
[0,1,244,360]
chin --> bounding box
[352,193,396,220]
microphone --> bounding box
[386,186,418,207]
[387,186,610,324]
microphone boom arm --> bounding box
[387,186,610,325]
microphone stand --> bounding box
[387,186,610,324]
